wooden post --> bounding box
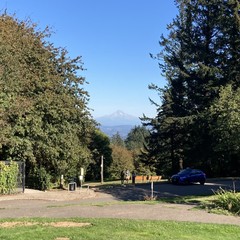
[100,155,103,184]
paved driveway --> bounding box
[0,179,239,226]
[95,179,240,201]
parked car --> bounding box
[170,168,206,185]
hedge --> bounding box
[0,161,19,194]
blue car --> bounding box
[170,168,206,185]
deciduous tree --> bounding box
[0,13,95,183]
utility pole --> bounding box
[100,155,104,184]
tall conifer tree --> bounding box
[144,0,240,176]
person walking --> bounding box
[125,169,130,184]
[132,171,136,185]
[121,170,125,185]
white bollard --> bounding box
[151,181,153,198]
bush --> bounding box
[0,161,19,194]
[27,167,51,191]
[213,188,240,215]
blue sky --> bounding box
[1,0,178,118]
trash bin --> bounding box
[68,182,76,191]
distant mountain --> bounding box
[95,110,141,138]
[99,125,134,139]
[96,110,141,126]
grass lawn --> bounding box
[0,218,239,240]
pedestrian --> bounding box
[121,170,125,185]
[132,171,136,185]
[125,169,130,184]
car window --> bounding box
[178,169,192,175]
[178,169,203,175]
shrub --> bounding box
[213,188,240,215]
[0,161,19,194]
[27,167,51,191]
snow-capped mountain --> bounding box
[95,110,141,138]
[96,110,141,126]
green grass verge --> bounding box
[0,218,239,240]
[157,195,215,205]
[157,192,240,216]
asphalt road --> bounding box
[0,179,240,225]
[95,178,240,201]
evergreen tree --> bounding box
[209,85,240,176]
[145,0,240,176]
[125,126,149,151]
[111,132,125,147]
[125,125,151,174]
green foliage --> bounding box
[86,130,112,180]
[108,133,136,179]
[210,85,240,153]
[27,167,51,191]
[109,144,134,179]
[0,13,95,183]
[208,85,240,176]
[0,161,18,194]
[144,0,240,177]
[111,132,125,147]
[125,126,151,174]
[125,126,149,151]
[213,188,240,215]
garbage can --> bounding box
[68,182,76,191]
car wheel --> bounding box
[184,179,190,184]
[200,181,205,185]
[172,178,179,184]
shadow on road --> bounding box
[93,179,240,201]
